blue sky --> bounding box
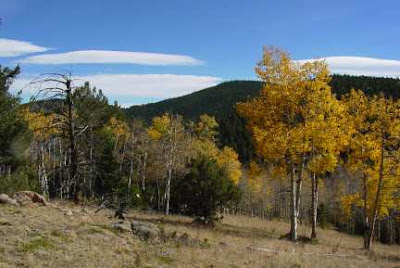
[1,0,400,106]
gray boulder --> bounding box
[0,194,18,206]
[111,221,131,233]
[13,191,47,206]
[131,220,160,241]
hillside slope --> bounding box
[126,80,262,121]
[1,203,399,268]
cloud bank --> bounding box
[12,73,222,105]
[20,50,203,65]
[0,38,49,57]
[295,56,400,77]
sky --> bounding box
[1,0,400,106]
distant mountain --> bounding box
[125,75,400,162]
[125,80,263,121]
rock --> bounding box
[81,207,90,214]
[13,191,47,206]
[0,194,18,206]
[177,232,191,246]
[111,221,131,232]
[114,210,127,220]
[64,209,73,216]
[131,220,160,241]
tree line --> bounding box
[0,70,241,224]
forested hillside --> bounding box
[126,75,400,162]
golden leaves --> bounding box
[216,146,242,185]
[238,46,345,176]
[20,108,57,141]
[147,114,171,140]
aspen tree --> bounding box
[238,47,345,240]
[342,90,400,249]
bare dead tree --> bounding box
[30,73,88,201]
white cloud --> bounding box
[75,74,221,97]
[0,38,49,57]
[20,50,203,65]
[295,56,400,77]
[12,73,222,105]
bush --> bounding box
[317,202,329,229]
[0,167,40,196]
[171,156,240,225]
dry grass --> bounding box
[0,203,399,268]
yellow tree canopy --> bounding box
[21,108,57,141]
[216,146,242,185]
[237,46,347,176]
[195,114,219,140]
[147,114,171,140]
[341,90,400,219]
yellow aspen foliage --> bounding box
[147,114,171,140]
[342,90,400,220]
[341,193,362,219]
[105,116,129,143]
[21,108,57,141]
[191,115,242,184]
[192,138,219,159]
[195,114,219,140]
[248,161,263,192]
[237,46,347,175]
[216,146,242,184]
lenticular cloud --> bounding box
[20,50,203,66]
[295,56,400,77]
[0,38,49,57]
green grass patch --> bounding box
[50,229,74,243]
[89,224,119,235]
[157,255,175,265]
[0,220,11,226]
[19,235,55,252]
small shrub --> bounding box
[171,156,241,226]
[297,235,318,245]
[317,203,329,229]
[0,167,40,196]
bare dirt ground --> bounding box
[1,202,399,268]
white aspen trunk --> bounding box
[59,139,64,200]
[142,148,148,192]
[165,119,179,216]
[40,144,49,198]
[290,164,297,241]
[366,134,385,249]
[311,172,318,239]
[363,173,370,248]
[128,159,133,190]
[165,164,172,215]
[89,126,94,197]
[296,154,304,220]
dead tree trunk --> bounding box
[65,80,79,202]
